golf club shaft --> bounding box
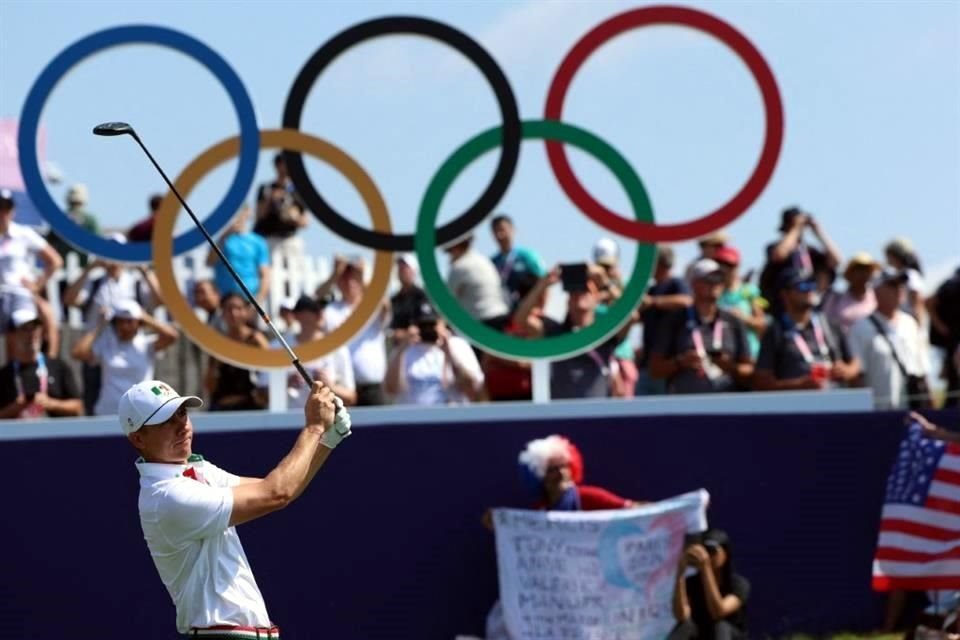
[128,133,315,388]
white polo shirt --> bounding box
[136,454,271,633]
[849,310,928,409]
[0,221,47,287]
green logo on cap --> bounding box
[151,386,162,396]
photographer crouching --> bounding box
[671,529,750,640]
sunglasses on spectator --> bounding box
[792,281,817,293]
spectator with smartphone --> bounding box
[384,302,484,405]
[514,263,631,399]
[490,214,546,308]
[670,529,750,640]
[0,307,82,419]
[753,269,860,392]
[637,246,692,395]
[759,207,842,314]
[649,259,754,394]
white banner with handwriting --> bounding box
[492,490,709,640]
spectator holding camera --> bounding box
[253,153,309,257]
[670,529,750,640]
[514,263,631,399]
[0,307,81,419]
[759,207,842,314]
[384,302,484,405]
[649,259,753,394]
[71,299,178,416]
[753,269,860,392]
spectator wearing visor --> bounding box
[753,269,860,392]
[0,307,82,419]
[649,259,753,394]
[384,302,484,405]
[715,245,767,360]
[849,269,930,409]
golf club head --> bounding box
[93,122,135,137]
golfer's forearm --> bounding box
[264,427,330,504]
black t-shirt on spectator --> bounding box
[390,286,429,331]
[543,317,618,399]
[932,268,960,349]
[253,181,307,239]
[755,313,852,381]
[759,242,826,313]
[652,307,750,394]
[0,358,81,415]
[640,276,689,367]
[686,572,750,631]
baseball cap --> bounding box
[689,258,724,283]
[292,294,321,314]
[777,267,816,291]
[779,206,803,231]
[279,296,297,311]
[0,188,14,209]
[66,183,89,205]
[702,528,730,553]
[109,299,143,321]
[413,301,439,324]
[397,253,419,269]
[10,307,40,329]
[592,238,619,266]
[713,245,741,266]
[118,380,203,436]
[872,267,909,288]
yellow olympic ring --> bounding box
[152,128,393,369]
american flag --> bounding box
[873,423,960,591]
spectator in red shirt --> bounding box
[127,194,163,243]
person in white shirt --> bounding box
[849,269,929,409]
[63,232,164,415]
[119,377,351,637]
[317,255,389,406]
[385,302,484,405]
[0,189,63,357]
[285,295,356,409]
[71,299,178,416]
[445,235,509,327]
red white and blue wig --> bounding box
[517,435,584,496]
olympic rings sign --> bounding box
[18,6,783,367]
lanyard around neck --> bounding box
[687,307,724,358]
[790,316,829,364]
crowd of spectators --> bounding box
[1,177,958,419]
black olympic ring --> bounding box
[281,16,522,252]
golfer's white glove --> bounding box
[320,396,352,450]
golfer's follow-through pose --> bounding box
[119,378,352,638]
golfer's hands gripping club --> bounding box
[305,382,352,450]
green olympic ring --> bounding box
[415,119,656,360]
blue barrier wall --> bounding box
[3,409,956,639]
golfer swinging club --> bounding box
[119,378,351,638]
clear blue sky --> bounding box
[1,0,958,293]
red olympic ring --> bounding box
[544,5,785,243]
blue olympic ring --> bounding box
[17,25,260,263]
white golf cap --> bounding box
[118,380,203,435]
[593,237,619,266]
[109,298,142,321]
[10,307,39,328]
[66,183,89,205]
[689,258,724,282]
[279,296,297,311]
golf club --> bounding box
[92,121,317,389]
